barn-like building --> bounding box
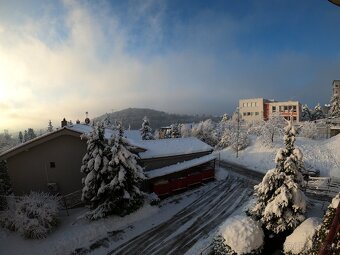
[0,124,215,200]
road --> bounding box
[108,176,252,255]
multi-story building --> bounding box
[333,80,340,96]
[239,98,302,123]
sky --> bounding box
[0,0,340,132]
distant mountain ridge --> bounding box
[95,108,220,130]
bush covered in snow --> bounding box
[309,192,339,255]
[258,114,286,147]
[300,121,318,139]
[283,217,321,255]
[192,119,218,146]
[145,192,160,206]
[212,216,264,255]
[0,192,59,239]
[216,120,249,152]
[250,121,306,234]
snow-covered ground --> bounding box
[218,134,340,178]
[0,169,229,255]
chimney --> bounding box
[61,118,67,127]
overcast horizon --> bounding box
[0,0,340,132]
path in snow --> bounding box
[109,176,252,255]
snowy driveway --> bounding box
[108,177,252,255]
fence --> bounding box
[0,190,83,216]
[305,176,340,201]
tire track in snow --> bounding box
[109,177,252,255]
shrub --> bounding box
[212,216,264,255]
[0,192,59,239]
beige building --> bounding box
[333,80,340,96]
[239,98,267,122]
[239,98,302,123]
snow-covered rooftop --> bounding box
[146,154,216,179]
[138,137,213,159]
[66,124,144,149]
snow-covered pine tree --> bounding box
[103,113,115,129]
[140,117,154,140]
[250,120,306,234]
[301,104,312,121]
[105,123,145,216]
[80,123,111,214]
[82,123,145,220]
[313,103,325,120]
[329,93,340,118]
[310,192,339,255]
[170,123,181,138]
[47,120,53,132]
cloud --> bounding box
[0,0,338,132]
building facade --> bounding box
[333,80,340,96]
[239,98,302,123]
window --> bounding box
[255,112,259,115]
[255,102,257,107]
[50,162,56,168]
[247,112,251,116]
[293,117,297,121]
[293,105,297,112]
[272,106,276,112]
[243,112,246,116]
[284,106,288,111]
[279,106,283,112]
[243,103,245,107]
[288,106,293,111]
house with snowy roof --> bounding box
[0,121,215,199]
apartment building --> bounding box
[239,98,301,123]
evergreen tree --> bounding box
[103,113,115,129]
[106,123,145,216]
[250,120,306,234]
[81,123,111,215]
[329,93,340,118]
[301,104,312,121]
[18,131,23,143]
[27,128,37,141]
[23,130,28,142]
[81,123,145,220]
[47,120,53,132]
[170,123,181,138]
[310,192,339,255]
[313,103,325,120]
[140,117,154,140]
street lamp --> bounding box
[236,107,240,158]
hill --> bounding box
[95,108,220,130]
